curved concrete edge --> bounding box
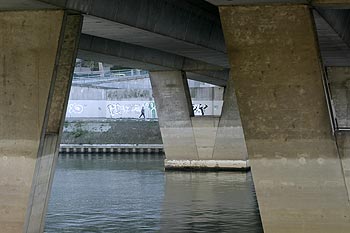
[164,159,250,171]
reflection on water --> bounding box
[161,172,263,233]
[45,154,263,233]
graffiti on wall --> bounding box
[107,101,157,118]
[67,103,84,114]
[107,103,141,117]
[193,103,208,116]
[65,100,222,118]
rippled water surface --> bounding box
[45,154,263,233]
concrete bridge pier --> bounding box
[150,70,249,170]
[0,10,82,233]
[219,4,350,233]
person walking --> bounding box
[139,106,145,119]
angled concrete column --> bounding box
[213,71,248,162]
[220,5,350,233]
[0,10,82,233]
[150,71,199,163]
[150,71,248,170]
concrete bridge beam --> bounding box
[78,34,228,87]
[0,10,82,233]
[150,70,249,170]
[36,0,229,68]
[219,4,350,232]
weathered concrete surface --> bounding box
[164,159,249,170]
[0,10,63,233]
[0,10,81,233]
[328,67,350,128]
[213,70,249,161]
[150,71,248,169]
[220,5,350,233]
[191,117,220,159]
[150,71,199,161]
[25,13,82,233]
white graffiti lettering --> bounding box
[68,103,84,114]
[107,103,143,117]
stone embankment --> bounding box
[60,118,163,153]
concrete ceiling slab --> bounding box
[82,15,229,68]
[35,0,229,68]
[78,34,228,86]
[78,34,224,72]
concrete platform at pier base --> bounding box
[164,159,250,171]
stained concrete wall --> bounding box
[220,5,350,233]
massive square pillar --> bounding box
[150,71,248,170]
[220,5,350,232]
[0,10,82,233]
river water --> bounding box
[45,154,263,233]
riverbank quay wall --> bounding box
[60,118,163,154]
